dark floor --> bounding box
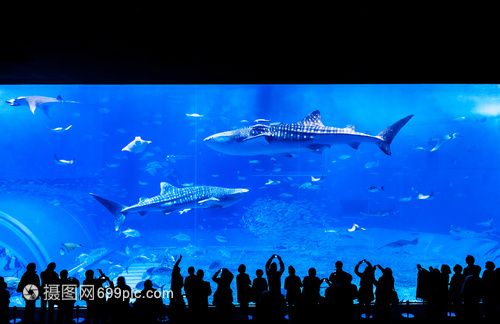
[5,303,498,323]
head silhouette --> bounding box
[117,276,126,286]
[453,264,462,274]
[256,269,264,278]
[288,265,296,275]
[441,264,451,275]
[144,279,153,290]
[485,261,495,271]
[27,262,36,272]
[47,262,56,271]
[188,266,195,275]
[196,269,204,279]
[60,270,68,280]
[335,260,343,271]
[238,264,246,273]
[85,270,94,279]
[270,262,277,272]
[308,267,316,277]
[465,254,475,265]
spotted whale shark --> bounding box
[204,110,413,156]
[90,182,249,231]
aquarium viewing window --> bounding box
[1,84,499,307]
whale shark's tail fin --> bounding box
[90,193,127,231]
[377,115,414,155]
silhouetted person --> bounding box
[0,277,10,324]
[302,267,321,306]
[461,264,482,321]
[184,266,196,312]
[284,265,303,307]
[134,279,163,324]
[56,269,79,324]
[82,269,111,324]
[482,261,496,320]
[212,267,234,321]
[355,259,375,318]
[435,264,451,320]
[108,276,131,324]
[252,269,268,304]
[283,265,302,321]
[416,263,431,303]
[170,255,185,321]
[191,269,211,322]
[301,267,322,322]
[17,262,40,324]
[463,254,476,277]
[329,260,353,287]
[236,264,252,320]
[40,262,59,323]
[265,254,284,297]
[373,264,396,321]
[449,264,464,319]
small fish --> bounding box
[237,176,247,181]
[178,208,191,215]
[60,242,82,255]
[215,235,227,243]
[299,182,320,190]
[54,155,75,165]
[265,179,280,186]
[121,136,152,154]
[338,154,351,160]
[181,183,194,187]
[248,160,261,164]
[172,233,191,242]
[382,238,419,248]
[417,193,433,200]
[347,223,366,233]
[186,113,203,118]
[399,196,412,202]
[50,125,73,132]
[368,185,384,193]
[279,193,294,199]
[477,218,494,227]
[240,119,250,123]
[106,163,120,168]
[121,228,141,238]
[311,176,323,182]
[364,161,379,169]
[254,118,271,123]
[453,116,466,121]
[138,181,149,186]
[324,229,337,233]
[75,253,89,263]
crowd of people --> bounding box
[0,253,499,323]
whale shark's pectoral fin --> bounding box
[307,144,331,153]
[348,142,360,149]
[242,134,270,142]
[198,197,220,206]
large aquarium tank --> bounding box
[1,84,499,306]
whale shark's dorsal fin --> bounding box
[160,182,176,195]
[298,110,324,127]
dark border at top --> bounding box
[0,39,498,84]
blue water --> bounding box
[1,85,499,305]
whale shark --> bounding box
[6,95,79,115]
[90,182,249,231]
[204,110,413,156]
